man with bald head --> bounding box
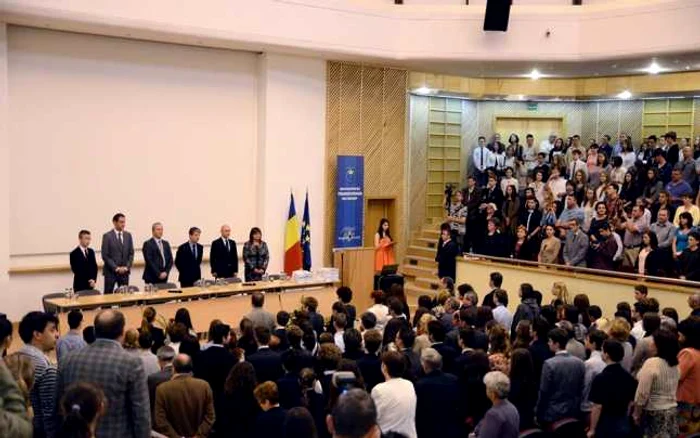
[56,309,150,438]
[210,224,239,280]
[690,293,700,318]
[142,222,173,285]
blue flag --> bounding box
[301,191,312,270]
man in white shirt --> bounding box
[370,351,417,438]
[539,134,556,161]
[473,136,495,187]
[568,149,588,179]
[333,313,348,353]
[492,289,513,332]
[581,329,607,414]
[547,167,568,201]
[523,133,539,170]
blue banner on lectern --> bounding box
[335,155,364,248]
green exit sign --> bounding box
[527,102,538,111]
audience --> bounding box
[56,310,87,363]
[415,348,462,438]
[57,382,106,438]
[218,362,260,438]
[247,292,276,332]
[254,381,287,438]
[147,346,175,420]
[474,371,519,438]
[371,351,417,438]
[0,358,32,437]
[154,354,215,438]
[247,326,283,384]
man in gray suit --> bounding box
[101,213,134,294]
[56,309,150,438]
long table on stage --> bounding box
[45,279,338,335]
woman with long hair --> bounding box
[3,352,34,412]
[538,224,561,265]
[512,225,534,261]
[633,329,680,437]
[243,227,269,281]
[502,185,520,235]
[238,318,259,358]
[488,324,512,374]
[139,306,165,354]
[529,170,546,208]
[374,218,396,272]
[508,348,538,430]
[219,362,261,438]
[174,308,196,337]
[57,382,106,438]
[581,188,597,233]
[673,211,694,259]
[550,281,569,306]
[595,171,610,202]
[643,167,664,205]
[620,171,638,207]
[677,317,700,435]
[638,230,664,277]
[573,294,592,328]
[588,202,609,242]
[572,169,587,205]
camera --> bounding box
[332,371,360,393]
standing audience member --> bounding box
[154,354,215,438]
[563,218,588,267]
[327,389,380,438]
[18,311,58,438]
[57,309,150,438]
[508,348,538,430]
[677,316,700,435]
[133,331,160,377]
[57,382,106,438]
[436,225,460,281]
[254,381,287,438]
[511,283,540,339]
[56,310,87,363]
[415,348,462,438]
[679,230,700,281]
[474,371,519,438]
[283,407,318,438]
[246,292,276,332]
[3,352,34,415]
[218,362,261,438]
[492,289,512,332]
[371,351,417,438]
[536,328,585,427]
[0,358,33,437]
[358,330,385,392]
[581,329,608,416]
[588,339,638,437]
[633,329,680,437]
[147,346,175,420]
[303,296,326,338]
[482,272,503,309]
[139,307,165,354]
[336,287,357,329]
[247,326,283,384]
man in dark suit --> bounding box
[101,213,135,294]
[154,354,215,438]
[281,326,314,370]
[70,229,98,291]
[415,348,463,438]
[427,320,459,375]
[175,227,203,288]
[147,346,175,421]
[57,309,150,438]
[142,222,173,285]
[481,175,504,207]
[193,322,235,431]
[454,327,491,428]
[395,327,421,382]
[665,131,680,166]
[382,297,410,348]
[210,224,239,279]
[253,382,287,437]
[247,326,283,384]
[357,329,385,391]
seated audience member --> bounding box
[327,389,380,438]
[254,381,287,438]
[588,223,618,270]
[535,328,585,427]
[246,292,276,332]
[18,311,59,438]
[482,272,503,309]
[277,350,303,409]
[395,327,421,382]
[563,217,588,267]
[367,291,389,331]
[427,320,459,375]
[581,329,608,416]
[677,317,700,435]
[154,353,215,438]
[371,351,417,438]
[336,287,357,329]
[492,289,512,332]
[358,329,385,392]
[303,296,325,338]
[679,230,700,281]
[538,224,561,264]
[342,328,363,361]
[633,329,681,438]
[56,309,87,363]
[511,283,540,340]
[415,348,462,438]
[474,371,519,438]
[247,326,283,384]
[588,339,638,438]
[148,346,176,419]
[508,348,538,430]
[57,382,106,438]
[194,321,236,427]
[273,311,290,351]
[218,362,261,438]
[436,224,460,281]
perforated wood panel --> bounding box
[325,62,407,265]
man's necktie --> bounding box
[192,244,197,259]
[480,148,484,168]
[157,240,165,267]
[84,248,88,258]
[118,232,123,245]
[225,239,230,252]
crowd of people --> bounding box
[1,277,699,438]
[443,131,700,280]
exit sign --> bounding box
[527,102,538,111]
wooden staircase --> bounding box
[400,220,443,305]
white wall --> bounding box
[2,27,327,320]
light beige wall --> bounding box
[457,258,693,318]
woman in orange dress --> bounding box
[374,218,395,272]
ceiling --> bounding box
[403,51,700,78]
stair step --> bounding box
[415,276,441,290]
[406,245,436,258]
[399,264,435,279]
[421,229,440,239]
[414,237,439,249]
[405,282,439,299]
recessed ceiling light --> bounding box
[686,65,692,71]
[414,87,432,95]
[528,69,542,80]
[644,61,662,75]
[617,90,632,99]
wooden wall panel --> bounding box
[325,62,408,265]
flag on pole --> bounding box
[301,191,312,271]
[284,193,302,275]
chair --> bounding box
[551,418,586,438]
[42,292,68,314]
[519,429,547,438]
[76,289,101,297]
[155,282,178,290]
[126,285,140,292]
[223,277,242,284]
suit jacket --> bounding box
[147,366,173,422]
[101,230,134,277]
[436,239,460,280]
[247,347,283,384]
[431,342,459,375]
[481,186,504,207]
[155,375,215,438]
[455,350,491,425]
[254,406,287,438]
[415,371,463,438]
[277,372,303,409]
[194,345,236,427]
[57,339,150,438]
[142,238,173,284]
[69,246,98,291]
[536,351,585,423]
[210,237,239,278]
[357,353,384,392]
[175,241,203,287]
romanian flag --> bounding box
[301,191,312,271]
[284,193,302,275]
